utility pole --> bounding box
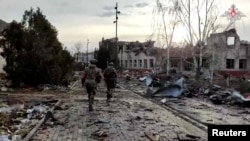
[86,39,89,64]
[114,2,120,69]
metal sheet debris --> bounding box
[152,78,184,98]
[153,85,183,97]
[231,91,250,103]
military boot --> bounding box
[106,91,111,103]
[89,92,95,111]
[89,99,94,111]
[89,104,94,111]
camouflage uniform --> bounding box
[82,62,102,111]
[104,63,117,102]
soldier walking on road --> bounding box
[82,59,102,111]
[103,62,117,103]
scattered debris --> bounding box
[145,108,154,112]
[12,135,21,141]
[238,110,250,114]
[0,135,10,141]
[161,98,167,104]
[152,84,183,98]
[230,91,250,104]
[185,134,201,139]
[210,95,223,104]
[0,96,58,141]
[174,77,184,88]
[87,119,109,127]
[136,71,250,107]
[91,129,108,139]
[177,133,200,141]
[144,132,160,141]
[43,111,57,124]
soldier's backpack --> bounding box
[104,68,116,79]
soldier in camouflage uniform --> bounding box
[103,62,117,103]
[82,59,102,111]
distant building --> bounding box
[118,40,195,72]
[117,40,156,71]
[74,52,95,64]
[99,37,196,72]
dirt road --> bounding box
[31,80,207,141]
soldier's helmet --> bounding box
[90,59,98,65]
[109,62,114,66]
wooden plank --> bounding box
[23,100,61,141]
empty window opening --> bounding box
[144,59,148,68]
[226,59,234,69]
[150,59,154,68]
[134,60,137,67]
[239,59,247,69]
[227,36,235,46]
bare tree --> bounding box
[152,0,179,75]
[74,41,82,62]
[169,0,221,79]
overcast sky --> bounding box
[0,0,250,53]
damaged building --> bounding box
[207,29,250,77]
[99,37,195,73]
[99,38,158,71]
[117,40,157,71]
[117,40,194,72]
[100,29,250,76]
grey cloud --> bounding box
[123,4,133,8]
[103,6,114,11]
[135,2,148,8]
[98,11,115,17]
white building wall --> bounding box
[118,51,156,69]
[74,52,95,63]
[0,48,6,73]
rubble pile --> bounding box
[137,73,250,107]
[0,75,12,92]
[0,96,58,141]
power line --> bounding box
[114,2,120,69]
